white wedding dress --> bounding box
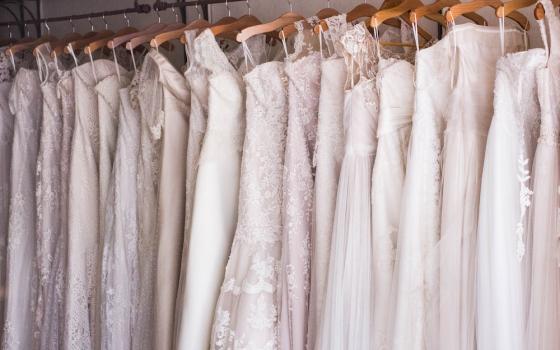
[175,29,209,347]
[99,76,141,350]
[439,25,524,350]
[147,51,190,350]
[317,23,379,350]
[476,49,544,350]
[0,49,15,337]
[65,59,124,350]
[527,1,560,348]
[308,15,349,350]
[180,29,248,350]
[3,67,42,350]
[371,56,414,350]
[210,45,288,350]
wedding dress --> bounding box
[3,67,42,350]
[175,29,209,347]
[476,48,544,350]
[210,45,288,350]
[65,59,123,350]
[99,76,141,350]
[146,51,190,350]
[439,24,524,350]
[391,26,452,350]
[527,1,560,347]
[280,19,321,350]
[0,49,15,336]
[307,15,349,349]
[34,44,66,350]
[371,56,414,350]
[317,23,379,350]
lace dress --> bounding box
[317,23,379,350]
[438,25,524,350]
[279,19,321,350]
[65,59,123,350]
[144,51,190,350]
[3,67,42,350]
[99,76,142,350]
[476,49,544,350]
[175,29,209,347]
[527,1,560,347]
[210,47,288,350]
[0,48,15,336]
[371,57,414,350]
[179,29,248,350]
[33,44,65,350]
[307,15,350,349]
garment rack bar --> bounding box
[153,0,246,11]
[0,4,152,27]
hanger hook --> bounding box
[44,20,50,35]
[24,22,30,37]
[155,7,161,23]
[327,0,331,8]
[287,0,293,12]
[69,17,76,33]
[196,2,202,19]
[123,12,130,27]
[225,0,231,16]
[246,0,252,15]
[171,6,179,23]
[88,16,95,31]
[102,13,108,30]
[8,24,12,39]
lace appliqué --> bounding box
[515,153,532,260]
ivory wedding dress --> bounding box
[148,51,190,350]
[307,15,349,349]
[439,25,524,350]
[0,49,15,337]
[317,23,379,350]
[179,29,248,350]
[371,56,414,350]
[210,46,288,350]
[280,19,321,350]
[175,29,209,347]
[3,67,41,350]
[65,59,123,350]
[527,1,560,347]
[476,48,544,350]
[99,76,141,350]
[34,44,67,350]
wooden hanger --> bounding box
[126,22,184,50]
[65,29,114,54]
[370,0,434,41]
[7,33,57,57]
[236,5,305,42]
[151,17,211,48]
[108,23,167,49]
[445,0,531,30]
[410,0,487,25]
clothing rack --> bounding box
[0,0,246,34]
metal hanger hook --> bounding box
[24,23,30,37]
[246,0,251,15]
[102,13,108,30]
[327,0,331,8]
[123,12,130,27]
[155,8,161,23]
[44,20,51,35]
[225,0,231,16]
[171,6,179,23]
[88,16,95,31]
[196,2,202,19]
[287,0,293,12]
[8,24,12,39]
[69,17,76,33]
